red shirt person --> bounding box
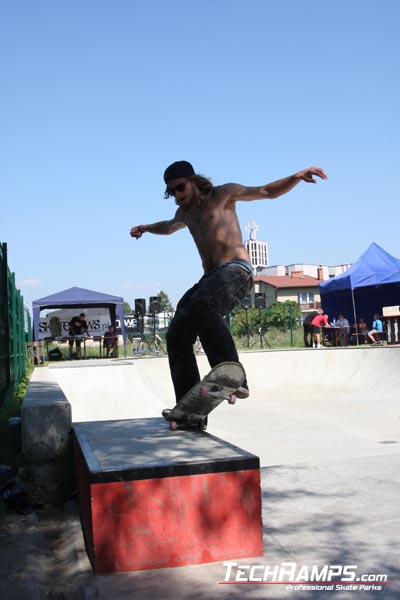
[310,309,330,348]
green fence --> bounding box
[0,242,31,407]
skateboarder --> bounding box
[130,161,327,405]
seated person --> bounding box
[350,317,368,344]
[103,325,118,357]
[357,317,368,343]
[367,313,384,344]
[68,313,89,359]
[336,313,350,346]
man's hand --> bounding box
[130,225,145,239]
[297,166,328,183]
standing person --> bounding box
[367,313,384,344]
[130,160,327,409]
[311,308,330,348]
[68,313,88,359]
[303,310,318,348]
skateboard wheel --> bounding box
[199,385,208,397]
[170,421,178,431]
[228,394,237,405]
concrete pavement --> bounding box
[47,346,400,598]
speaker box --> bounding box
[241,296,251,310]
[255,294,266,309]
[149,296,161,314]
[134,298,146,316]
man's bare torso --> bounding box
[176,184,249,273]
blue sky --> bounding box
[1,1,399,311]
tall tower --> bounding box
[244,221,269,269]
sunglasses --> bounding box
[167,180,188,196]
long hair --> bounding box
[164,174,213,200]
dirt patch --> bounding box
[0,500,95,599]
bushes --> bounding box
[230,300,302,343]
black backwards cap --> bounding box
[163,160,195,185]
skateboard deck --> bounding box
[163,361,246,431]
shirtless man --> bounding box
[130,160,327,404]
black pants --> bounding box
[166,262,252,401]
[303,323,314,347]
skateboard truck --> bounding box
[162,362,246,431]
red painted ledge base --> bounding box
[73,418,264,574]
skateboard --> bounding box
[162,361,246,431]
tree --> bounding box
[230,300,301,336]
[158,290,174,312]
[265,301,301,331]
[230,306,267,337]
[123,301,133,314]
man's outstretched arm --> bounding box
[226,166,328,201]
[130,216,186,239]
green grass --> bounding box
[0,363,34,466]
[124,328,305,355]
[44,327,306,360]
[234,327,305,351]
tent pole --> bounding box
[351,287,359,346]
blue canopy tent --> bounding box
[319,243,400,331]
[32,286,126,351]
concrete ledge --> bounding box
[73,418,264,573]
[22,367,72,463]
